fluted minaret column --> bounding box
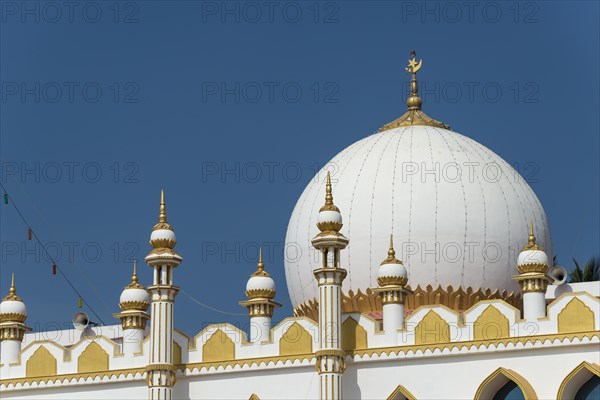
[0,274,31,365]
[114,261,150,355]
[145,191,182,400]
[312,172,349,400]
[372,235,409,345]
[240,247,281,343]
[513,222,550,320]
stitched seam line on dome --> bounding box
[347,131,390,291]
[407,125,415,277]
[470,138,539,285]
[447,131,488,289]
[369,131,398,287]
[436,129,468,289]
[467,137,514,290]
[424,126,440,287]
[302,139,366,303]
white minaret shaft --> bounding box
[312,172,349,400]
[145,191,182,400]
[240,247,281,343]
[0,274,31,365]
[514,222,550,321]
[373,235,409,345]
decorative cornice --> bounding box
[516,263,549,274]
[0,313,27,323]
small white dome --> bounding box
[378,262,408,280]
[150,229,176,247]
[246,275,276,293]
[517,249,548,267]
[0,299,26,316]
[318,210,342,225]
[120,287,150,305]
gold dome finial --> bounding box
[319,171,340,212]
[381,234,403,265]
[379,50,450,132]
[153,189,173,231]
[3,272,22,301]
[523,220,543,251]
[126,261,143,289]
[252,247,270,277]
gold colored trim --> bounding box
[474,367,538,400]
[152,189,173,233]
[1,367,146,388]
[387,385,417,400]
[557,297,595,333]
[251,247,271,278]
[379,50,449,131]
[294,285,522,321]
[516,263,548,274]
[0,313,27,323]
[380,234,403,266]
[557,361,600,400]
[126,261,144,289]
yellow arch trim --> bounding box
[249,394,260,400]
[557,361,600,399]
[387,384,417,400]
[474,367,537,400]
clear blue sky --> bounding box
[1,1,598,335]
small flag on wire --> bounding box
[78,296,83,308]
[28,228,32,240]
[3,193,8,204]
[52,264,57,275]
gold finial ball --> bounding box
[407,95,422,110]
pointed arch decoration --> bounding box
[249,394,260,400]
[279,322,312,356]
[414,310,450,345]
[387,384,417,400]
[557,361,600,399]
[77,342,109,373]
[557,298,595,333]
[26,346,57,377]
[473,305,510,340]
[203,329,235,362]
[474,368,537,400]
[342,317,368,351]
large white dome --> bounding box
[284,125,552,312]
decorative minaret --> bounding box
[114,261,150,355]
[372,235,409,344]
[513,222,550,320]
[145,190,182,400]
[0,274,31,365]
[239,247,281,343]
[311,172,349,400]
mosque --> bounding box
[1,53,599,399]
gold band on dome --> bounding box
[293,285,523,321]
[379,50,450,132]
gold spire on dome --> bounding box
[153,189,173,232]
[381,234,403,265]
[126,261,144,289]
[319,172,340,213]
[252,247,271,277]
[379,50,450,132]
[3,273,22,302]
[522,221,543,251]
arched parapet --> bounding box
[341,315,368,351]
[464,300,519,341]
[173,328,191,365]
[474,367,537,400]
[548,292,599,334]
[190,324,245,363]
[557,361,600,399]
[386,384,417,400]
[405,305,461,346]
